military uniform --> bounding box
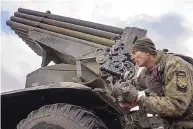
[130,50,193,121]
[111,36,193,128]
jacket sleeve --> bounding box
[139,56,193,117]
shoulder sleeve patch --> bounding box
[176,71,187,92]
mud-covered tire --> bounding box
[17,103,107,129]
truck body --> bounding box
[1,8,177,129]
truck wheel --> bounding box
[17,103,107,129]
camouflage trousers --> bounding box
[165,101,193,129]
[167,120,193,129]
[163,115,193,129]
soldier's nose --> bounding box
[131,55,134,60]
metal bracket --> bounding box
[121,27,147,54]
[74,52,97,83]
[76,59,84,82]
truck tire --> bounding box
[17,103,107,129]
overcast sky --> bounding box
[1,0,193,92]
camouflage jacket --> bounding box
[130,50,193,118]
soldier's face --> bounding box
[131,50,149,67]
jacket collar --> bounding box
[145,50,167,74]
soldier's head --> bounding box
[131,37,157,68]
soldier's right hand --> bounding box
[119,82,139,104]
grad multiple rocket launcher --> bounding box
[2,8,166,129]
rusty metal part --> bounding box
[8,18,115,47]
[9,23,106,48]
[18,8,124,34]
[14,12,118,39]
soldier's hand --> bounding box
[111,85,122,97]
[120,82,139,104]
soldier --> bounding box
[112,37,193,128]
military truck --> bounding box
[2,8,166,129]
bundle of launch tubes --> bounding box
[6,8,124,57]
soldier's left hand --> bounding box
[119,82,139,104]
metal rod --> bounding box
[9,17,115,46]
[8,21,107,48]
[11,27,28,32]
[16,32,31,39]
[18,8,124,34]
[14,12,118,39]
[14,31,28,36]
[11,28,106,49]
